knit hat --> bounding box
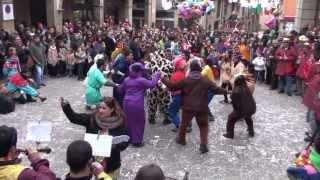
[174,56,186,69]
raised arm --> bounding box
[141,72,161,89]
[60,98,91,127]
[18,147,56,180]
[161,77,186,91]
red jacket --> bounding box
[170,70,185,95]
[275,47,297,76]
[9,73,28,87]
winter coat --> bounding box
[62,104,129,173]
[231,84,256,117]
[47,46,58,66]
[29,42,46,65]
[0,158,56,180]
[275,47,297,76]
[163,72,227,113]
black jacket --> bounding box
[62,104,129,172]
[231,86,256,117]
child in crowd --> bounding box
[66,48,76,77]
[252,52,266,83]
[47,39,58,77]
[220,53,233,103]
[65,140,112,180]
[75,44,87,80]
[2,47,20,79]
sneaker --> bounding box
[208,116,215,122]
[39,97,47,102]
[162,118,171,125]
[40,83,46,87]
[175,137,186,145]
[278,90,284,94]
[199,144,209,154]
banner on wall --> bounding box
[2,4,14,21]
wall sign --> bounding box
[2,4,14,21]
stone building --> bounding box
[0,0,259,32]
[201,0,260,32]
[294,0,320,30]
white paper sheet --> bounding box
[84,133,113,157]
[26,121,52,142]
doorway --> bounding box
[30,0,47,26]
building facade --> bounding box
[201,0,260,32]
[0,0,259,32]
[294,0,320,31]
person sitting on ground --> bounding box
[65,140,112,180]
[0,125,56,179]
[61,96,129,179]
[5,67,47,102]
[135,164,165,180]
[287,134,320,180]
[162,60,228,153]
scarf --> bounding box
[95,115,123,130]
[310,148,320,171]
[187,71,202,80]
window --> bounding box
[133,10,145,17]
[216,0,221,18]
[156,11,174,18]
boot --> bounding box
[26,94,36,103]
[248,130,254,137]
[199,144,209,154]
[223,133,234,139]
[162,117,171,125]
[175,137,186,145]
[38,96,47,102]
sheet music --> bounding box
[84,133,113,157]
[26,121,52,142]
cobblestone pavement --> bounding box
[0,77,308,180]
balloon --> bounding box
[264,16,276,29]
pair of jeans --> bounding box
[279,75,294,95]
[34,64,44,87]
[169,94,182,128]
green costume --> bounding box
[85,66,107,106]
